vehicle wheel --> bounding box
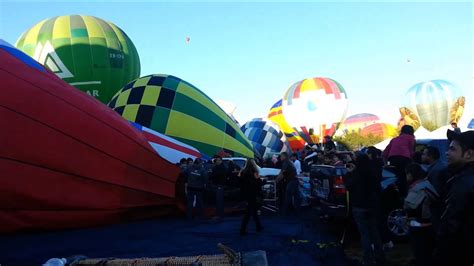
[387,209,409,240]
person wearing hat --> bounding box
[434,131,474,265]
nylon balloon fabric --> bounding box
[241,118,291,159]
[16,15,141,103]
[108,74,254,158]
[0,40,178,233]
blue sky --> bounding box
[1,1,473,125]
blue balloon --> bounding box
[241,118,291,159]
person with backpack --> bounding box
[404,163,439,266]
[240,158,264,235]
[185,158,208,220]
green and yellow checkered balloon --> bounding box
[108,74,254,158]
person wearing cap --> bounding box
[434,131,474,265]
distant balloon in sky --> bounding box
[400,80,465,131]
[15,15,141,104]
[186,36,190,43]
[281,77,349,144]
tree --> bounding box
[334,133,384,151]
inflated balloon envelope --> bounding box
[400,80,465,132]
[15,15,141,104]
[241,118,291,159]
[130,122,210,163]
[281,77,349,144]
[108,74,254,159]
[338,113,380,135]
[0,40,179,233]
[268,99,306,151]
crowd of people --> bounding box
[345,126,474,266]
[175,128,474,265]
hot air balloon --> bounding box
[281,77,349,144]
[15,15,141,104]
[0,40,177,233]
[400,80,465,131]
[268,99,306,151]
[130,122,207,164]
[338,113,380,135]
[108,74,254,158]
[361,123,398,139]
[397,109,421,131]
[241,118,290,159]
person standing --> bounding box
[290,153,302,175]
[175,158,189,207]
[435,131,474,266]
[383,125,416,197]
[323,135,336,152]
[345,153,385,266]
[451,122,461,134]
[404,163,439,266]
[240,158,264,235]
[366,146,395,250]
[421,146,447,232]
[211,156,227,186]
[185,158,208,220]
[421,146,447,194]
[276,152,299,215]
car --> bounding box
[222,157,247,169]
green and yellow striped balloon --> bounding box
[108,74,254,158]
[16,15,140,103]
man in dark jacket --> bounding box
[276,152,299,215]
[186,158,208,220]
[435,131,474,265]
[211,156,227,186]
[345,153,385,266]
[422,146,447,194]
[421,146,447,232]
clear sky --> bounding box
[1,1,473,126]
